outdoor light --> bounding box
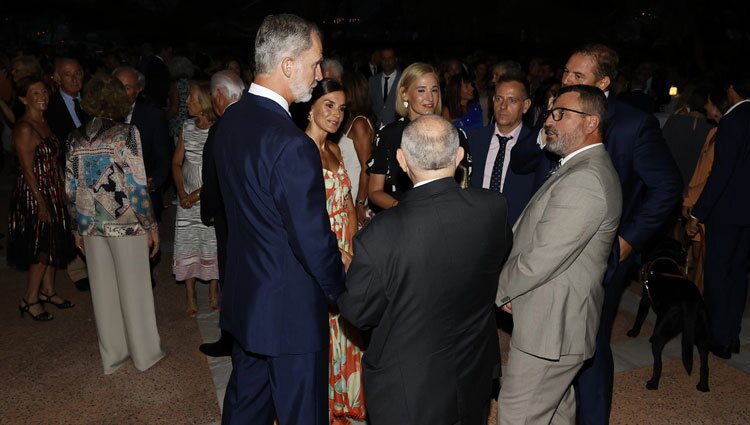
[669,86,678,96]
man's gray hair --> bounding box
[254,14,319,75]
[211,70,245,101]
[401,115,459,171]
[321,58,343,80]
[112,65,146,88]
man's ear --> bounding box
[281,58,294,78]
[522,98,532,114]
[595,76,611,92]
[584,115,600,135]
[396,148,409,174]
[455,146,465,167]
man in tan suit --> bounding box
[496,85,622,424]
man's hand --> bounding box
[355,204,370,227]
[502,302,512,314]
[685,217,700,238]
[148,228,160,258]
[618,236,633,263]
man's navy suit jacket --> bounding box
[130,98,170,190]
[213,92,345,356]
[693,101,750,225]
[468,123,541,226]
[512,97,682,277]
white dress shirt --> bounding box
[381,71,396,99]
[560,143,603,167]
[249,83,290,116]
[482,122,523,191]
[60,90,82,128]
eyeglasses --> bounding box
[547,107,590,121]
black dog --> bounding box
[627,240,710,392]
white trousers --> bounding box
[84,235,165,374]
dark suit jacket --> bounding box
[46,90,86,146]
[339,178,512,425]
[369,69,401,128]
[200,119,227,279]
[511,97,682,276]
[693,100,750,225]
[468,123,543,225]
[130,98,170,190]
[214,92,345,356]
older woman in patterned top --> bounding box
[66,74,165,375]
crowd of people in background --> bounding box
[1,12,748,424]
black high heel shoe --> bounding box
[38,292,74,309]
[19,299,53,321]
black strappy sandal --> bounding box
[19,299,54,321]
[38,292,75,309]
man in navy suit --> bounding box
[687,76,750,359]
[467,76,544,226]
[511,44,682,424]
[114,66,170,222]
[369,47,401,128]
[214,14,345,425]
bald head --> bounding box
[113,66,143,104]
[396,115,464,184]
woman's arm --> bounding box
[349,117,373,224]
[12,123,49,222]
[122,126,157,233]
[368,173,398,210]
[172,130,191,209]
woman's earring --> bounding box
[308,112,312,121]
[403,100,409,108]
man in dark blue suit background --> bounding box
[687,76,750,360]
[214,14,345,425]
[511,44,682,424]
[467,76,545,226]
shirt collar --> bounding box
[560,143,602,167]
[249,83,290,116]
[725,99,750,116]
[383,70,397,78]
[59,90,80,102]
[494,121,523,141]
[413,177,441,188]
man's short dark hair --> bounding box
[557,84,608,135]
[495,75,531,100]
[572,44,619,83]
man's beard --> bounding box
[544,125,581,156]
[291,71,315,103]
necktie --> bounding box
[383,75,389,103]
[545,161,562,180]
[488,135,513,192]
[73,97,85,128]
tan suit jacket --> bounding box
[496,144,622,361]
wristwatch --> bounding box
[355,199,367,205]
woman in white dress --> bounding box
[172,81,219,317]
[340,72,375,226]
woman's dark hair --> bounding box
[342,72,375,124]
[309,78,344,106]
[16,76,48,100]
[684,85,709,115]
[445,69,476,119]
[80,74,131,120]
[533,77,560,110]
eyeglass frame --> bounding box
[546,107,591,121]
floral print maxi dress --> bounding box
[324,163,366,424]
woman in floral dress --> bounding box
[304,78,364,424]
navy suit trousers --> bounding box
[222,344,328,425]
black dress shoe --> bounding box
[710,343,732,359]
[730,339,741,354]
[199,333,233,357]
[74,278,90,292]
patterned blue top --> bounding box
[452,101,484,132]
[66,118,156,237]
